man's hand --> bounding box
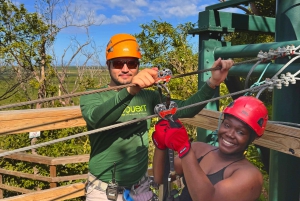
[164,119,191,158]
[152,119,169,150]
[127,68,158,95]
[209,58,234,87]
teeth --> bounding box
[223,138,234,146]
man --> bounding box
[80,33,234,201]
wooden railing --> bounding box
[0,106,299,200]
[0,151,89,191]
[0,150,154,201]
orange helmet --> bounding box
[223,96,268,137]
[106,33,141,60]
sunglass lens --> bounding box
[112,60,139,69]
[112,60,124,69]
[127,60,139,69]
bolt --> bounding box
[289,148,295,154]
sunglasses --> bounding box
[110,59,140,69]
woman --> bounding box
[152,96,268,201]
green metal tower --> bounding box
[269,1,300,200]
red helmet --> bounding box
[223,96,268,137]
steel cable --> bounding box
[0,83,271,158]
[0,58,262,111]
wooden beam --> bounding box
[50,166,57,188]
[0,174,3,199]
[1,168,154,200]
[1,182,85,201]
[50,154,89,165]
[1,106,299,158]
[0,150,53,165]
[0,106,85,135]
[51,174,88,183]
[0,184,35,194]
[180,109,300,158]
[0,169,52,182]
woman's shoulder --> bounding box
[227,158,263,180]
[191,142,216,157]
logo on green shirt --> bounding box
[122,105,147,116]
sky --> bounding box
[13,0,241,65]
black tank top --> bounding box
[179,148,244,201]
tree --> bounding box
[34,0,106,106]
[0,0,55,104]
[0,0,106,107]
[135,20,199,100]
[0,0,105,197]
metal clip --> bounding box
[154,101,178,120]
[155,68,172,84]
[154,68,177,120]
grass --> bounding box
[0,66,110,106]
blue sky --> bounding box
[14,0,241,65]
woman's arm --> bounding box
[153,148,166,184]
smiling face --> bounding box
[107,57,139,86]
[218,115,253,156]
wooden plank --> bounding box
[0,174,3,199]
[0,184,35,194]
[0,150,53,165]
[50,154,89,165]
[1,182,85,201]
[0,169,87,183]
[254,132,300,157]
[51,174,88,182]
[1,106,299,158]
[1,168,153,200]
[0,149,90,165]
[180,109,300,158]
[147,168,153,176]
[0,169,52,182]
[0,149,54,165]
[0,106,85,135]
[50,166,57,188]
[0,150,89,166]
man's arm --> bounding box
[80,68,158,129]
[80,88,134,129]
[173,58,234,118]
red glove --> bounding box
[164,119,191,158]
[152,119,169,150]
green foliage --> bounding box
[136,20,200,143]
[0,0,57,102]
[245,144,269,201]
[250,0,276,17]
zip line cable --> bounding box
[1,45,299,111]
[271,55,300,79]
[1,47,299,157]
[0,66,223,110]
[244,60,262,89]
[0,59,265,111]
[268,121,300,128]
[0,83,271,158]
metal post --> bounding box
[196,33,230,144]
[269,0,300,200]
